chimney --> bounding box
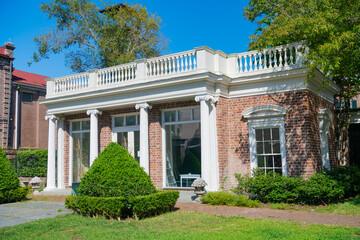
[4,42,15,58]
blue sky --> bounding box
[1,0,257,78]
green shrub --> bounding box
[325,166,360,198]
[130,191,179,219]
[13,149,47,177]
[0,187,30,204]
[0,148,20,192]
[78,143,156,201]
[298,173,344,205]
[201,191,260,208]
[65,196,125,220]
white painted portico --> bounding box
[42,43,339,191]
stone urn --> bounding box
[30,176,42,195]
[191,178,207,202]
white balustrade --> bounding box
[97,63,136,86]
[47,43,306,98]
[54,73,89,93]
[146,50,197,77]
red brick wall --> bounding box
[217,90,336,189]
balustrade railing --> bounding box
[54,73,89,93]
[146,50,197,77]
[97,63,137,87]
[48,43,305,97]
[236,43,305,74]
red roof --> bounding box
[12,70,47,88]
[0,46,5,56]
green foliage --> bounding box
[297,173,344,205]
[0,148,20,192]
[31,0,166,72]
[78,143,156,203]
[0,187,30,204]
[233,170,345,205]
[65,196,125,219]
[325,166,360,198]
[12,149,47,177]
[201,191,260,208]
[130,191,179,219]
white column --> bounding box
[87,109,102,166]
[57,118,65,189]
[319,109,332,170]
[45,114,57,190]
[135,103,152,174]
[195,95,219,191]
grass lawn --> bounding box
[267,195,360,216]
[1,211,359,240]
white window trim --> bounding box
[69,118,90,187]
[243,105,288,176]
[161,106,201,188]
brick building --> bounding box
[0,42,48,150]
[42,43,340,191]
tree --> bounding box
[31,0,166,72]
[244,0,360,165]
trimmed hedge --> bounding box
[131,191,179,219]
[12,149,47,177]
[0,148,20,192]
[78,143,156,201]
[0,187,30,204]
[325,166,360,198]
[65,191,179,220]
[65,196,125,220]
[233,169,345,205]
[201,191,260,208]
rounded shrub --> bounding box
[325,166,360,198]
[78,143,156,200]
[0,148,20,192]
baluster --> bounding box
[194,53,197,69]
[184,54,188,71]
[244,55,248,72]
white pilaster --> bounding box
[86,109,102,166]
[45,114,57,190]
[195,95,219,191]
[57,117,65,189]
[135,103,152,174]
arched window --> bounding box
[242,105,287,175]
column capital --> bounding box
[195,94,219,104]
[45,114,58,121]
[135,103,152,110]
[86,109,102,116]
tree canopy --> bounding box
[31,0,166,72]
[244,0,360,99]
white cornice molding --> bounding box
[86,109,102,116]
[135,103,152,110]
[242,105,287,119]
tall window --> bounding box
[164,108,201,187]
[71,120,90,183]
[242,105,287,175]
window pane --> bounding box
[165,122,201,187]
[126,115,136,126]
[114,117,124,127]
[264,128,271,140]
[137,115,140,124]
[274,155,282,168]
[255,129,262,141]
[72,122,80,131]
[193,109,200,120]
[82,120,90,130]
[272,128,280,140]
[257,156,265,168]
[264,142,272,154]
[72,132,90,183]
[117,132,128,150]
[275,168,282,175]
[256,142,263,154]
[273,142,280,153]
[22,92,32,102]
[165,111,176,122]
[178,109,192,121]
[266,156,273,167]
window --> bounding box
[22,92,32,102]
[163,107,201,187]
[242,105,287,175]
[71,120,90,184]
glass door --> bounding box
[117,131,140,162]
